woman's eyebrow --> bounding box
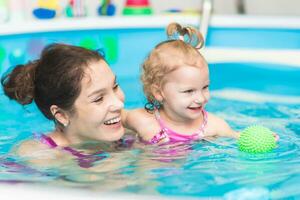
[88,88,105,98]
[88,76,117,97]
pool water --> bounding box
[1,60,299,198]
[0,28,300,199]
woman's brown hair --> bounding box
[1,43,105,122]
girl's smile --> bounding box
[158,65,210,123]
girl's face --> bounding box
[67,60,125,143]
[158,65,210,122]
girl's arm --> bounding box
[121,109,158,141]
[216,118,240,139]
[206,113,240,139]
[121,109,139,132]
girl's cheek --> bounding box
[205,91,210,100]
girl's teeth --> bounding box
[188,106,201,110]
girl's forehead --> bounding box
[161,65,209,86]
[169,65,208,77]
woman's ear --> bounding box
[50,105,70,127]
[151,84,163,102]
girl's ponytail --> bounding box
[166,22,204,49]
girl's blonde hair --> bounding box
[141,22,206,110]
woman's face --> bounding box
[67,60,125,143]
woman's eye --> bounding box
[113,83,119,90]
[93,97,103,103]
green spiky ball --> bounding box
[238,125,276,153]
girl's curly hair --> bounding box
[141,23,206,111]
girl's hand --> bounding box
[273,133,280,141]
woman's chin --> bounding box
[103,126,125,142]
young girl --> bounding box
[123,23,239,145]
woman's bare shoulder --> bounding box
[14,138,75,168]
[16,139,49,156]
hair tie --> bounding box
[95,48,106,58]
[168,32,182,41]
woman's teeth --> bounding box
[104,117,121,125]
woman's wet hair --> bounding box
[1,43,105,122]
[141,22,206,111]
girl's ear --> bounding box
[151,84,164,102]
[50,105,70,127]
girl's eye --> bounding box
[203,85,209,90]
[93,97,103,103]
[183,89,194,93]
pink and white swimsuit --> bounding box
[144,109,208,145]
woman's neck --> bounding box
[49,129,116,152]
[55,126,95,146]
[49,130,73,147]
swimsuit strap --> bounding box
[197,109,208,138]
[33,133,87,155]
[154,109,208,140]
[33,132,58,148]
[33,133,106,168]
[146,130,169,145]
[154,110,168,132]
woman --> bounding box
[2,43,128,168]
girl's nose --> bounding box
[194,92,208,104]
[194,99,202,104]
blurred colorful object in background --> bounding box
[9,48,26,66]
[8,0,26,22]
[0,0,8,23]
[123,0,152,15]
[79,37,98,50]
[98,0,116,16]
[27,39,45,57]
[78,36,118,64]
[65,0,86,18]
[0,46,6,70]
[33,0,59,19]
[101,35,118,64]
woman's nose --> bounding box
[109,94,124,111]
